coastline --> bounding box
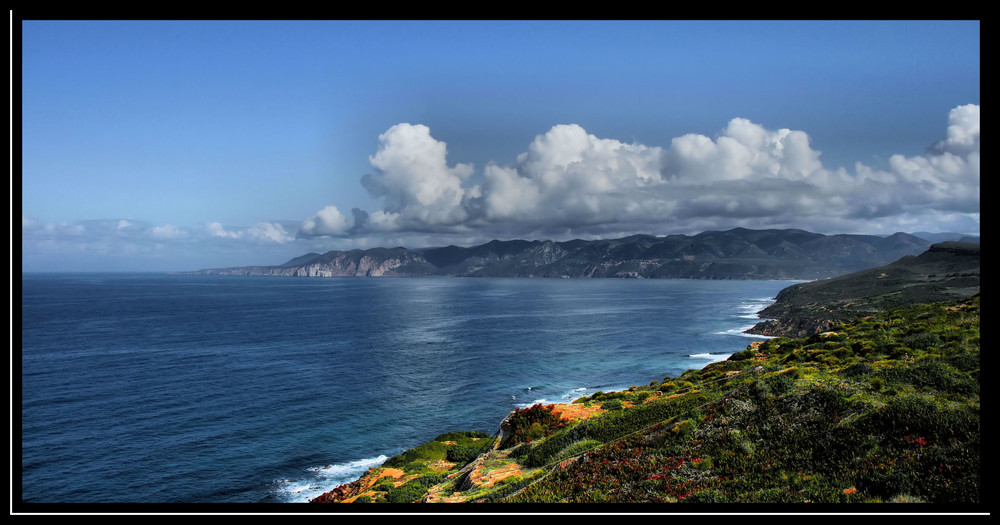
[302,295,780,503]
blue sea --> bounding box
[20,274,791,503]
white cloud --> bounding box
[299,205,354,237]
[245,222,294,244]
[206,221,243,239]
[362,123,476,229]
[297,104,979,241]
[930,103,980,156]
[150,224,188,240]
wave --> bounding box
[271,455,389,503]
[688,353,731,362]
[511,382,631,409]
[717,325,775,339]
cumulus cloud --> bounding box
[299,104,979,241]
[361,123,476,230]
[928,104,980,156]
[299,205,354,237]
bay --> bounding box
[20,273,791,503]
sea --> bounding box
[20,273,792,504]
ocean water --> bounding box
[20,274,790,503]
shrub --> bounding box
[902,332,940,351]
[728,348,755,361]
[446,444,481,465]
[552,439,602,462]
[764,373,795,395]
[381,440,447,468]
[684,489,728,503]
[841,363,874,378]
[502,404,567,448]
[383,482,428,503]
[601,399,623,411]
[373,479,396,492]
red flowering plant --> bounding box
[504,404,567,447]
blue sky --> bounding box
[20,20,980,272]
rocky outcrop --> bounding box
[744,318,840,339]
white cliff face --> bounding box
[287,255,412,277]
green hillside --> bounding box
[748,242,980,338]
[312,294,980,505]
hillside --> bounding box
[311,295,980,505]
[188,228,933,280]
[308,243,981,506]
[747,242,980,338]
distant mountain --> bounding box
[747,242,980,338]
[188,228,934,280]
[911,231,980,244]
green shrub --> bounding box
[902,332,940,351]
[373,479,396,492]
[764,373,795,395]
[728,348,755,361]
[684,489,728,503]
[601,399,623,411]
[878,361,978,395]
[552,439,602,462]
[841,363,874,378]
[383,482,428,503]
[446,444,481,465]
[381,440,448,469]
[435,430,489,441]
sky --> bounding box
[18,20,980,272]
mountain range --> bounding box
[189,228,966,281]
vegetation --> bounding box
[380,430,495,472]
[749,242,979,338]
[312,295,979,505]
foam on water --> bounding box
[272,455,389,503]
[688,353,731,362]
[717,325,775,339]
[512,383,623,409]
